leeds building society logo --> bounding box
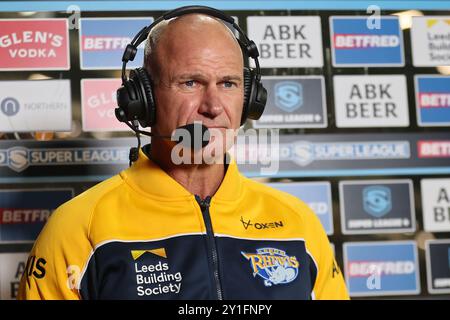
[1,97,20,117]
[241,248,299,287]
[131,247,183,297]
[274,81,303,112]
[363,186,392,218]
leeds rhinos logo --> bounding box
[241,248,299,287]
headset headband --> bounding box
[120,5,261,84]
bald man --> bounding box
[18,11,349,300]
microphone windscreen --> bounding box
[173,122,210,150]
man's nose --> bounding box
[198,84,224,119]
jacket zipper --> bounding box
[195,195,223,300]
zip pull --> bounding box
[195,195,211,210]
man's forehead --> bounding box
[158,14,239,49]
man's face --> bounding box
[150,17,244,159]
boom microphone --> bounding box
[174,122,211,150]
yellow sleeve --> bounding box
[17,201,93,300]
[303,205,349,300]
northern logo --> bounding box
[241,247,299,287]
[363,186,392,218]
[0,97,20,117]
[274,81,303,112]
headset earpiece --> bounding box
[240,67,267,125]
[116,68,156,127]
[133,68,156,127]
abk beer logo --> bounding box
[0,252,28,299]
[339,180,415,234]
[0,19,69,70]
[267,182,333,235]
[412,17,450,67]
[79,17,153,70]
[246,16,323,68]
[333,75,409,128]
[343,241,420,297]
[254,76,327,129]
[0,189,73,242]
[0,80,72,133]
[330,16,404,67]
[426,240,450,294]
[421,179,450,232]
[415,76,450,126]
[81,78,129,132]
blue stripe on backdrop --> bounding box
[0,1,450,12]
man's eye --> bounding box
[223,81,235,88]
[185,80,195,87]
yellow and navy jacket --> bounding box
[18,149,349,300]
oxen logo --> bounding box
[363,186,392,218]
[274,81,303,112]
[241,247,299,287]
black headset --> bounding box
[115,5,267,128]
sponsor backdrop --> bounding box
[0,2,449,300]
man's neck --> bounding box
[144,141,226,200]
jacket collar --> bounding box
[120,147,244,202]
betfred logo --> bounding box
[0,189,73,242]
[0,19,69,70]
[419,93,450,108]
[0,209,51,224]
[344,241,420,297]
[81,78,129,132]
[348,260,415,277]
[79,18,152,70]
[418,140,450,158]
[330,16,404,67]
[415,76,450,126]
[334,34,400,49]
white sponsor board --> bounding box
[421,178,450,232]
[412,16,450,67]
[0,80,71,132]
[246,16,323,68]
[0,252,28,300]
[333,75,409,128]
